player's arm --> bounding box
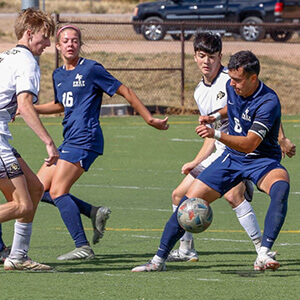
[278,122,296,158]
[199,105,228,125]
[181,137,216,175]
[17,92,59,166]
[195,124,261,154]
[34,100,64,115]
[116,84,169,130]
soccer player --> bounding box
[0,8,58,271]
[34,25,169,260]
[167,33,295,262]
[132,50,290,272]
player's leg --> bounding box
[2,153,52,271]
[168,173,198,262]
[132,179,220,272]
[47,159,96,260]
[0,224,10,263]
[38,160,110,245]
[254,167,289,271]
[225,182,262,253]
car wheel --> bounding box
[141,17,166,41]
[270,30,293,42]
[170,33,193,41]
[240,16,265,41]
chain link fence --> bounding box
[55,15,300,115]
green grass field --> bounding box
[0,115,299,300]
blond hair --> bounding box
[14,8,56,40]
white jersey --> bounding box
[0,45,40,138]
[194,66,229,155]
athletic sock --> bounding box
[0,223,4,251]
[156,196,188,259]
[172,204,194,252]
[233,199,261,244]
[262,180,289,249]
[42,191,92,218]
[9,221,32,259]
[54,193,89,248]
[41,191,55,206]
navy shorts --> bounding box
[58,145,99,172]
[197,149,286,196]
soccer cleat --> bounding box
[243,180,254,202]
[254,254,280,271]
[166,248,199,262]
[91,206,111,245]
[4,257,53,271]
[0,246,11,263]
[131,260,166,272]
[57,245,95,261]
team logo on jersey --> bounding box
[216,91,225,100]
[242,108,251,122]
[9,163,20,173]
[73,73,85,87]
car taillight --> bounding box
[133,7,139,16]
[274,2,283,16]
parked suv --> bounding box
[132,0,300,42]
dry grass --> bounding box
[0,0,137,14]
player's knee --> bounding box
[224,191,244,208]
[172,189,182,206]
[17,200,34,217]
[49,188,63,200]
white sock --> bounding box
[172,204,177,212]
[10,221,32,260]
[233,199,261,242]
[180,231,193,242]
[259,246,270,256]
[152,255,165,264]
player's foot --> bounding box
[166,248,199,262]
[244,179,254,202]
[0,246,11,263]
[57,245,95,261]
[254,254,280,271]
[4,256,53,271]
[131,260,166,272]
[91,206,111,245]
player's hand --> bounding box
[199,115,216,125]
[181,161,196,175]
[149,116,169,130]
[44,144,59,166]
[279,137,296,158]
[195,124,214,138]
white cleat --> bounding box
[166,249,199,262]
[254,254,280,271]
[131,260,166,272]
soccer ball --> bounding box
[177,198,213,233]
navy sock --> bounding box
[41,191,56,206]
[156,195,188,259]
[0,224,4,251]
[54,193,88,248]
[42,191,92,218]
[69,194,92,218]
[262,180,289,249]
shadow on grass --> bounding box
[48,250,262,273]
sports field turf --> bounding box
[1,115,299,300]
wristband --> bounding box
[214,130,221,140]
[211,112,221,121]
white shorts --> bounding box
[0,135,23,179]
[189,149,224,178]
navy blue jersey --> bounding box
[53,58,122,154]
[226,80,281,160]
